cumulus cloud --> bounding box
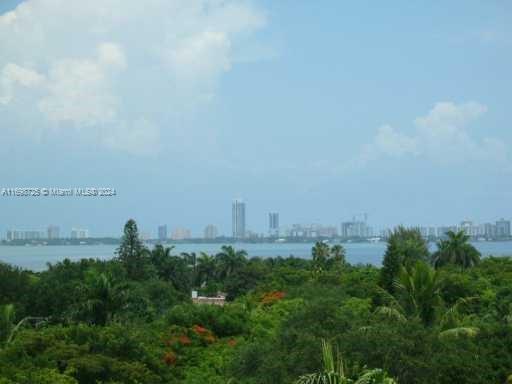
[358,101,510,169]
[0,0,266,155]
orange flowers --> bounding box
[178,335,192,346]
[192,324,216,344]
[163,351,177,366]
[192,325,208,335]
[260,290,286,305]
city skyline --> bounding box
[4,208,511,240]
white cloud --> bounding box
[358,101,510,169]
[373,125,418,157]
[0,0,266,155]
[37,43,124,125]
[0,63,45,104]
[102,118,160,156]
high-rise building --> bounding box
[204,224,218,240]
[47,225,60,240]
[482,223,497,238]
[496,218,511,238]
[70,228,89,239]
[459,220,479,237]
[340,221,372,238]
[286,224,338,238]
[437,226,457,238]
[6,230,26,241]
[171,227,191,240]
[232,199,246,239]
[268,212,279,236]
[158,225,168,242]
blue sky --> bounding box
[0,0,511,237]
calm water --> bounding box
[0,241,511,272]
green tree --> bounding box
[215,246,247,280]
[0,304,15,344]
[432,230,481,271]
[330,245,347,269]
[181,252,197,270]
[295,340,396,384]
[196,252,216,287]
[116,219,149,280]
[379,227,430,293]
[312,242,331,272]
[149,245,191,292]
[150,244,174,279]
[394,262,442,327]
[77,271,127,325]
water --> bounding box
[0,241,511,272]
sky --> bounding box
[0,0,511,237]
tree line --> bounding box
[0,220,511,383]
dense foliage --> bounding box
[0,222,511,383]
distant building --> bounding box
[191,290,226,306]
[204,224,218,240]
[286,224,338,238]
[341,221,372,238]
[172,227,191,240]
[47,225,60,240]
[496,218,511,238]
[459,220,479,237]
[380,228,393,239]
[268,212,279,237]
[437,226,457,238]
[6,230,45,241]
[70,228,89,239]
[158,225,168,242]
[482,223,497,238]
[140,231,151,241]
[232,199,246,239]
[6,230,26,241]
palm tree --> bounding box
[374,262,480,335]
[393,261,442,326]
[196,252,216,287]
[215,245,247,280]
[79,271,126,325]
[0,304,15,343]
[181,252,197,269]
[295,340,396,384]
[330,245,346,267]
[432,230,481,271]
[312,242,330,271]
[150,244,175,280]
[0,304,47,345]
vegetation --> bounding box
[0,220,511,383]
[432,230,481,271]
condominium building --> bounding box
[232,199,246,239]
[204,224,218,240]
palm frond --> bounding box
[374,306,406,322]
[355,369,397,384]
[439,326,479,339]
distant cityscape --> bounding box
[2,198,511,244]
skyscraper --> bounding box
[496,218,511,238]
[204,224,218,240]
[171,227,191,240]
[47,225,60,240]
[158,225,168,242]
[232,199,246,239]
[268,212,279,236]
[70,228,89,239]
